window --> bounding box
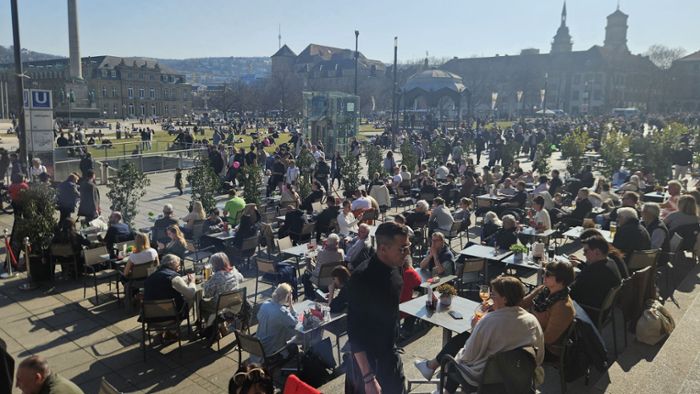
[113,104,117,116]
[139,88,145,99]
[151,104,156,115]
[183,90,188,100]
[164,88,169,99]
[128,104,135,115]
[150,88,155,99]
[112,87,117,97]
[102,87,107,97]
[139,73,144,80]
[101,70,108,78]
[127,72,132,79]
[111,70,117,78]
[127,87,133,99]
[150,74,155,80]
[140,104,145,116]
[164,104,169,115]
[572,91,580,100]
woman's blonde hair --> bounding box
[167,225,187,246]
[484,211,502,226]
[134,232,150,252]
[192,201,206,220]
[677,195,697,216]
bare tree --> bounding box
[645,44,686,69]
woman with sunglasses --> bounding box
[228,363,274,394]
[520,260,576,359]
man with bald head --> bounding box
[15,355,83,394]
[345,223,374,270]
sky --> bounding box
[1,0,697,62]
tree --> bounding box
[14,184,57,252]
[365,143,383,178]
[341,151,361,196]
[532,142,554,176]
[599,129,630,178]
[399,139,418,173]
[107,162,151,226]
[187,157,220,213]
[242,163,262,207]
[559,129,590,175]
[645,44,686,70]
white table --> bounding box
[399,294,478,345]
[563,226,613,243]
[458,244,513,261]
[519,226,557,244]
[293,299,347,352]
[417,268,458,293]
[643,192,667,203]
[476,194,508,209]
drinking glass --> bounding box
[479,285,490,304]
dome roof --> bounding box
[402,69,465,93]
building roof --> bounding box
[402,69,465,93]
[1,55,180,75]
[295,43,385,72]
[272,44,296,58]
[677,50,700,62]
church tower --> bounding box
[604,5,630,53]
[551,2,573,53]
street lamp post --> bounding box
[354,30,359,96]
[392,36,398,135]
[541,73,548,124]
[10,0,28,172]
[516,90,524,121]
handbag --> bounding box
[636,300,675,345]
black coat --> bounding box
[612,218,651,256]
[78,180,100,218]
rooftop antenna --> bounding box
[617,0,621,10]
[278,24,281,49]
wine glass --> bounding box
[479,285,490,305]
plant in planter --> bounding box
[242,163,262,207]
[365,143,383,178]
[341,150,361,198]
[187,157,221,213]
[107,162,150,227]
[509,243,529,261]
[13,184,57,282]
[436,283,457,306]
[400,139,418,173]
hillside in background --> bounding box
[157,57,271,85]
[0,45,63,63]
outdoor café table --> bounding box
[417,268,458,294]
[458,244,512,285]
[280,243,311,275]
[399,294,479,346]
[519,226,557,245]
[293,299,347,352]
[501,254,543,288]
[563,226,613,243]
[475,194,508,210]
[643,191,668,203]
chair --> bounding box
[617,266,653,346]
[438,347,536,394]
[139,299,184,360]
[97,377,122,394]
[394,184,414,209]
[234,330,301,380]
[578,284,622,356]
[455,258,485,296]
[260,222,277,254]
[187,220,207,242]
[311,261,345,291]
[436,220,468,251]
[660,233,683,298]
[125,260,157,312]
[82,246,119,304]
[311,201,323,214]
[255,257,287,306]
[419,191,436,205]
[627,248,660,272]
[211,288,248,351]
[229,235,260,269]
[152,226,168,245]
[277,236,293,254]
[544,321,577,393]
[290,222,315,244]
[50,243,80,279]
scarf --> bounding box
[532,286,569,313]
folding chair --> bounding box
[82,246,119,304]
[140,299,184,360]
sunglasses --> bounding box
[233,368,266,386]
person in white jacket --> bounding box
[369,181,392,210]
[414,276,544,393]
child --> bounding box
[175,168,184,195]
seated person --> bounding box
[612,207,651,258]
[51,217,91,277]
[497,181,527,212]
[122,232,158,278]
[143,254,196,324]
[598,191,639,229]
[223,189,246,226]
[393,214,415,237]
[413,276,544,391]
[300,181,324,213]
[231,205,261,250]
[660,180,682,218]
[337,200,362,236]
[301,234,345,298]
[152,204,179,244]
[256,283,299,363]
[369,180,391,210]
[419,178,439,200]
[157,225,188,260]
[15,355,84,394]
[228,363,274,394]
[664,194,699,233]
[419,232,454,276]
[555,188,593,227]
[406,200,431,229]
[481,211,502,243]
[327,265,352,313]
[182,200,206,233]
[641,202,670,252]
[531,195,551,231]
[533,175,548,195]
[400,257,423,336]
[315,197,341,241]
[452,197,473,230]
[569,236,622,322]
[102,211,133,258]
[344,224,373,269]
[205,208,224,233]
[428,197,455,233]
[279,183,300,208]
[202,252,245,327]
[493,214,518,250]
[497,178,517,196]
[278,205,308,242]
[521,260,575,358]
[350,189,372,213]
[569,228,628,279]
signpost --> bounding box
[23,89,55,178]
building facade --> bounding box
[0,55,193,119]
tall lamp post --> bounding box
[391,36,398,135]
[10,0,28,172]
[516,90,524,121]
[354,30,359,96]
[541,72,548,124]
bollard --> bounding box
[18,237,37,290]
[0,229,16,279]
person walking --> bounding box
[78,169,100,222]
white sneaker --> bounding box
[414,359,436,381]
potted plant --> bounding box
[106,162,150,227]
[436,283,457,307]
[510,243,529,262]
[13,184,57,282]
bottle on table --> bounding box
[609,221,617,238]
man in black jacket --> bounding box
[570,236,622,322]
[56,174,80,222]
[78,170,100,222]
[612,207,651,258]
[279,205,307,243]
[557,188,593,227]
[315,197,340,242]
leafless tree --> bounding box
[645,44,686,70]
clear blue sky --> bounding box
[2,0,697,62]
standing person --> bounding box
[174,168,184,195]
[78,169,100,222]
[56,174,80,222]
[331,152,344,190]
[347,222,410,394]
